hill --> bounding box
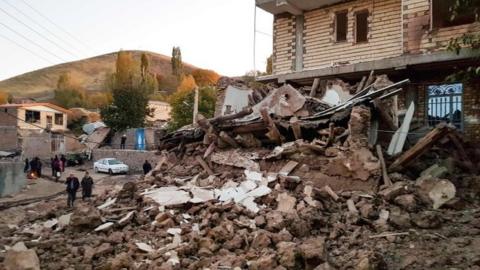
[0,50,197,98]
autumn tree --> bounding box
[101,51,154,131]
[168,86,216,130]
[0,91,9,104]
[54,72,86,108]
[192,69,220,87]
[447,0,480,81]
[177,74,197,92]
[171,46,183,78]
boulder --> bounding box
[299,237,326,269]
[3,243,40,270]
[71,205,102,229]
[276,242,298,268]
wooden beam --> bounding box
[310,78,321,97]
[219,131,240,148]
[290,116,302,140]
[389,124,452,172]
[376,145,392,186]
[195,155,214,175]
[260,107,283,145]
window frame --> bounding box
[25,110,40,123]
[54,113,64,126]
[334,10,348,43]
[425,83,464,130]
[430,0,477,30]
[354,10,369,43]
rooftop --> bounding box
[0,103,71,114]
[256,0,348,15]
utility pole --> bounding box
[193,87,199,126]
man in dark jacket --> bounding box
[81,172,94,201]
[65,174,80,207]
[143,160,152,175]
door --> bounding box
[46,116,53,130]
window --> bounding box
[427,83,463,130]
[54,113,64,125]
[335,11,348,42]
[25,110,40,123]
[432,0,477,28]
[355,11,369,43]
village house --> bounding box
[0,103,83,158]
[146,100,172,127]
[256,0,480,141]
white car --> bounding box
[94,158,129,175]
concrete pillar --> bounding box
[295,15,304,72]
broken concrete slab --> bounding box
[94,222,114,232]
[3,242,40,270]
[211,149,260,171]
[428,179,456,210]
[276,193,296,213]
[97,197,117,210]
[135,242,155,253]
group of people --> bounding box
[65,172,94,207]
[24,157,43,177]
[50,155,67,182]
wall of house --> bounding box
[17,106,68,131]
[0,108,18,126]
[403,0,480,54]
[303,0,403,70]
[397,80,480,142]
[0,127,18,152]
[273,13,296,74]
[147,101,171,122]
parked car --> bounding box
[94,158,129,175]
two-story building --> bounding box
[256,0,480,141]
[0,103,82,158]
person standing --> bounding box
[50,158,55,177]
[37,158,42,177]
[65,174,79,207]
[81,172,94,201]
[143,160,152,175]
[29,158,37,176]
[120,134,127,149]
[60,155,67,172]
[24,158,29,173]
[53,158,61,182]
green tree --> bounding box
[447,0,480,81]
[266,54,273,75]
[101,51,154,131]
[171,46,184,78]
[168,86,217,131]
[54,72,86,108]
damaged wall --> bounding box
[403,0,480,54]
[0,127,18,152]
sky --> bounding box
[0,0,273,80]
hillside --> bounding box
[0,50,197,98]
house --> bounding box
[256,0,480,141]
[0,103,83,158]
[147,100,172,127]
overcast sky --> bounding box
[0,0,273,80]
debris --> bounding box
[376,145,392,187]
[211,149,260,171]
[195,155,214,175]
[368,232,409,239]
[3,242,40,270]
[97,197,117,210]
[276,193,296,213]
[428,179,456,209]
[94,222,114,232]
[323,185,339,201]
[387,102,415,156]
[135,242,155,253]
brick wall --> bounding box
[0,108,17,126]
[273,13,296,74]
[397,80,480,142]
[91,149,161,172]
[0,127,18,152]
[403,0,480,54]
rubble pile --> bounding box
[1,75,480,269]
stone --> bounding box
[378,181,409,201]
[250,254,277,270]
[276,242,298,268]
[71,205,102,230]
[389,212,412,229]
[117,182,137,200]
[429,179,456,209]
[3,246,40,270]
[412,211,442,229]
[255,215,266,227]
[94,243,113,257]
[394,194,417,212]
[276,193,297,213]
[224,234,245,251]
[266,211,285,232]
[359,203,377,219]
[251,230,272,249]
[299,237,326,268]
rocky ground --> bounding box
[0,143,479,270]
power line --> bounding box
[18,0,94,53]
[3,0,86,57]
[0,32,54,64]
[0,21,67,62]
[0,6,79,58]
